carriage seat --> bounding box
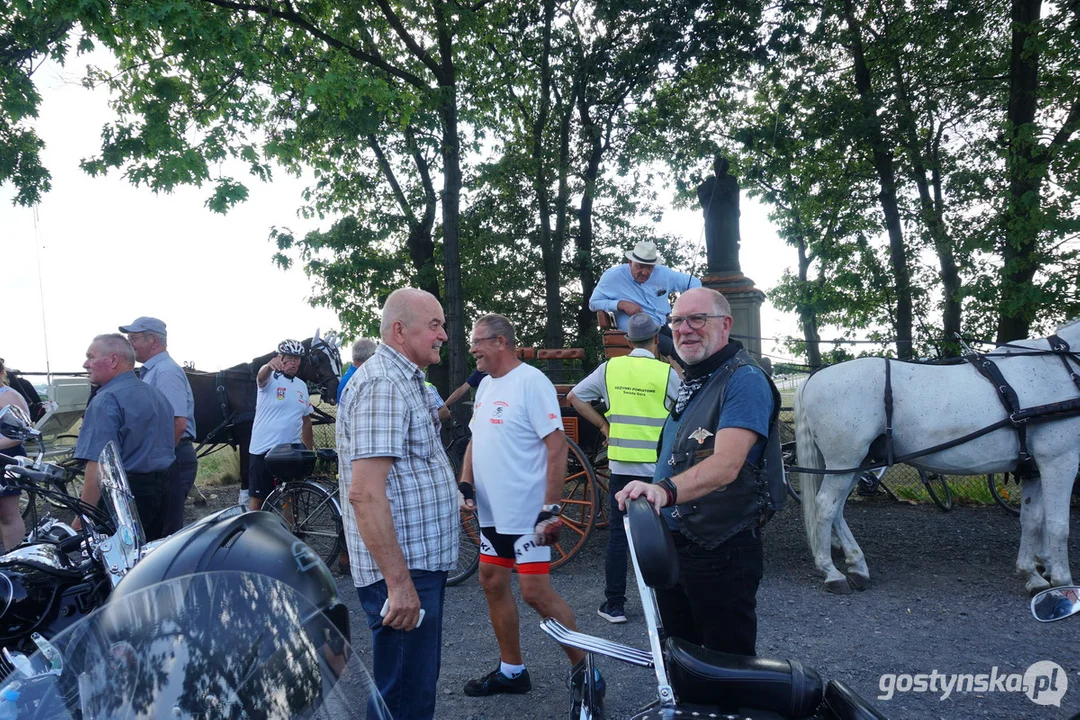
[626,497,824,715]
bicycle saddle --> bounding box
[664,638,824,717]
[316,448,338,464]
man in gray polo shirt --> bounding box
[74,334,175,540]
[120,316,197,537]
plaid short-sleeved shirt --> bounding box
[336,343,459,588]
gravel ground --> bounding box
[189,486,1079,719]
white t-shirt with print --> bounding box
[470,363,564,535]
[250,373,313,455]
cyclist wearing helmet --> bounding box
[247,339,314,511]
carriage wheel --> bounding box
[591,445,611,528]
[550,436,598,570]
[781,441,801,504]
[448,508,482,586]
[920,470,953,512]
[263,480,343,566]
[987,472,1022,516]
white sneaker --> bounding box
[238,489,250,505]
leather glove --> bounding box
[534,504,563,546]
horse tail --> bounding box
[795,375,825,556]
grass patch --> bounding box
[196,448,241,486]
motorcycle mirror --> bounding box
[1031,586,1080,622]
[0,405,38,441]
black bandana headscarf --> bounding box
[672,340,743,419]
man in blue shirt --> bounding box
[338,337,378,404]
[74,334,175,540]
[589,240,701,358]
[616,288,777,657]
[121,316,197,537]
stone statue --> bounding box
[696,155,742,274]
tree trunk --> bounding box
[997,0,1042,343]
[889,57,962,354]
[841,0,914,359]
[795,228,823,369]
[533,0,563,350]
[576,99,605,366]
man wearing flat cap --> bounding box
[589,240,701,358]
[567,313,679,624]
[120,316,197,536]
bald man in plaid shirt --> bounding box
[336,288,459,720]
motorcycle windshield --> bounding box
[0,572,389,719]
[97,440,144,567]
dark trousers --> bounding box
[655,528,763,656]
[127,470,169,542]
[357,570,447,720]
[604,473,640,607]
[162,440,198,537]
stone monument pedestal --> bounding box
[704,272,767,370]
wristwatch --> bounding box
[542,503,562,516]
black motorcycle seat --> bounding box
[626,497,679,588]
[664,637,824,717]
[822,679,887,720]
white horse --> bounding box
[795,319,1080,595]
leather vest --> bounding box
[667,348,784,550]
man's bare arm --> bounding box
[348,456,421,631]
[567,391,608,440]
[542,430,569,505]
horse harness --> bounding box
[792,337,1080,476]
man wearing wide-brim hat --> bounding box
[588,240,701,358]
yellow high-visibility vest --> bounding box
[604,355,670,463]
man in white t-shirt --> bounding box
[247,339,314,511]
[457,314,604,716]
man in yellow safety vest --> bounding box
[567,313,679,623]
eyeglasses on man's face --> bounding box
[469,335,498,348]
[667,313,727,330]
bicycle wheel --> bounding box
[781,441,801,504]
[264,480,343,566]
[447,508,481,586]
[920,470,952,512]
[987,472,1022,516]
[551,437,597,570]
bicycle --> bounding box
[262,444,345,568]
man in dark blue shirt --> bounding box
[616,288,776,656]
[74,334,175,540]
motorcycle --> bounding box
[0,571,389,718]
[0,405,370,718]
[1031,585,1080,622]
[541,496,888,720]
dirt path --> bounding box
[190,486,1079,719]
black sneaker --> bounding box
[597,602,627,624]
[463,666,532,696]
[569,661,606,719]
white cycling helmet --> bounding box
[277,339,306,357]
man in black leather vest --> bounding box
[616,288,777,656]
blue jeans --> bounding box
[357,570,447,720]
[604,473,638,607]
